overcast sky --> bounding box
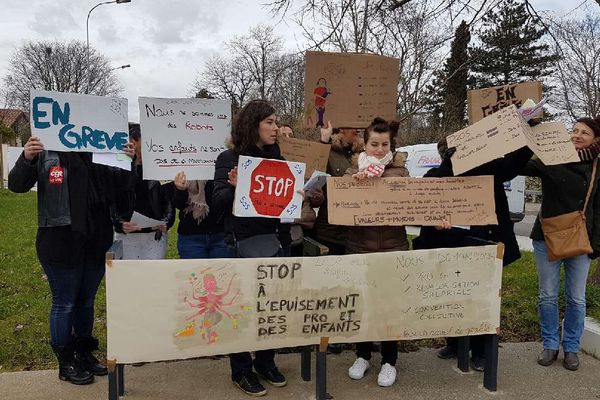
[0,0,593,121]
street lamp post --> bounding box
[86,0,131,93]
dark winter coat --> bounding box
[212,144,291,246]
[418,146,533,266]
[521,157,600,253]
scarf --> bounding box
[578,141,600,162]
[184,180,209,223]
[358,151,394,177]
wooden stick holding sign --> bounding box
[234,156,305,219]
[30,90,128,153]
[326,176,497,226]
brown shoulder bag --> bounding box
[539,158,597,261]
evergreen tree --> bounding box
[441,21,471,133]
[426,20,471,134]
[470,0,558,88]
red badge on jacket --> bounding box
[49,166,64,185]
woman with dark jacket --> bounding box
[522,117,600,371]
[344,118,409,387]
[117,123,174,259]
[8,136,134,385]
[212,100,290,397]
[415,137,533,370]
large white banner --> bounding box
[138,97,231,180]
[106,245,503,364]
[234,156,305,219]
[30,90,128,153]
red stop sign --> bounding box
[250,160,295,216]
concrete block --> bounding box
[581,317,600,359]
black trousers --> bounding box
[230,350,276,381]
[446,335,486,358]
[356,341,398,366]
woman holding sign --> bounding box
[345,117,409,387]
[213,100,290,397]
[8,137,134,385]
[522,117,600,371]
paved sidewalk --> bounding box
[1,343,599,400]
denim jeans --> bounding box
[41,262,105,347]
[177,233,234,259]
[532,240,591,353]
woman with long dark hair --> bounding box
[213,100,291,397]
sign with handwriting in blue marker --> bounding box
[30,90,128,153]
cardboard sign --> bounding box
[30,90,128,153]
[138,97,231,180]
[278,136,331,180]
[467,81,542,124]
[303,51,399,128]
[234,156,305,219]
[326,176,497,226]
[106,245,502,363]
[447,105,579,175]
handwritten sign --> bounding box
[447,105,578,175]
[106,245,502,363]
[467,81,542,124]
[138,97,231,180]
[30,90,128,153]
[234,156,305,219]
[326,176,497,226]
[278,136,331,180]
[303,51,399,128]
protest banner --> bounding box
[138,97,231,180]
[447,105,579,175]
[326,176,497,226]
[234,156,305,219]
[30,90,128,153]
[303,51,399,128]
[467,81,542,124]
[278,136,331,180]
[106,244,502,363]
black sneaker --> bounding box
[257,367,287,387]
[471,355,485,372]
[437,345,457,359]
[233,373,267,397]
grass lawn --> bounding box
[1,188,599,371]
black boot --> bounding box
[75,337,108,376]
[52,343,94,385]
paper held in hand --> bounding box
[447,105,579,175]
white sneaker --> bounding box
[377,363,397,387]
[348,357,370,380]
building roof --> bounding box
[0,109,27,128]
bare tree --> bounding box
[194,25,305,122]
[1,41,122,111]
[194,54,256,108]
[551,14,600,120]
[228,25,285,100]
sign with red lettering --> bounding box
[234,156,306,219]
[48,166,64,184]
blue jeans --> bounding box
[177,233,234,259]
[42,263,105,347]
[532,240,591,353]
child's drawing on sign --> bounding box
[174,267,251,346]
[314,78,331,128]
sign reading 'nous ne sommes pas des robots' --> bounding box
[30,90,128,153]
